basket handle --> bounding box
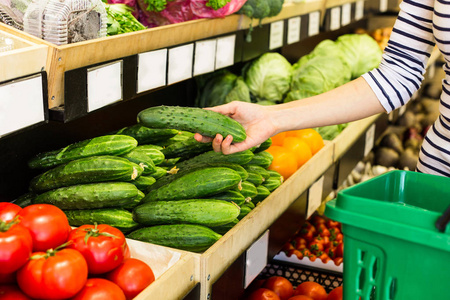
[435,204,450,232]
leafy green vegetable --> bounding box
[237,0,271,19]
[315,124,348,140]
[335,33,383,79]
[195,70,251,108]
[205,0,232,10]
[243,52,292,103]
[143,0,169,12]
[105,3,146,36]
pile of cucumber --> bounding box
[17,106,284,253]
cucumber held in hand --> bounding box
[137,105,247,143]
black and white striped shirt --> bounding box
[362,0,450,176]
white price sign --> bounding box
[330,7,341,31]
[364,124,376,157]
[193,39,217,76]
[287,16,301,44]
[168,44,194,85]
[244,230,269,288]
[308,11,320,37]
[307,176,324,218]
[215,35,236,69]
[137,49,167,93]
[355,0,364,20]
[269,20,284,50]
[87,61,123,112]
[342,3,351,26]
[380,0,388,12]
[0,74,45,137]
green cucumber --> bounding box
[130,176,156,193]
[154,131,193,147]
[244,165,270,180]
[29,156,143,193]
[115,124,178,144]
[182,162,249,181]
[239,181,258,200]
[244,201,255,209]
[176,150,254,170]
[133,199,240,227]
[245,172,264,186]
[138,105,247,143]
[33,182,141,210]
[134,145,165,165]
[127,224,221,252]
[123,190,146,211]
[251,138,273,153]
[158,157,181,168]
[209,190,246,206]
[237,204,253,220]
[253,185,271,204]
[28,135,138,169]
[267,170,284,183]
[208,219,239,235]
[161,137,212,159]
[263,176,283,192]
[151,166,168,179]
[121,148,156,175]
[13,193,36,208]
[246,151,273,168]
[64,208,140,234]
[143,167,241,202]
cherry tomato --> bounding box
[316,224,330,237]
[263,276,294,300]
[0,284,31,300]
[105,258,155,300]
[288,296,314,300]
[292,237,308,250]
[294,282,327,300]
[333,257,343,266]
[17,247,88,299]
[71,278,126,300]
[327,286,342,300]
[326,219,340,229]
[248,288,281,300]
[287,249,304,260]
[282,243,295,252]
[308,240,324,254]
[18,204,71,252]
[317,252,331,264]
[0,219,32,274]
[334,243,343,258]
[0,203,21,222]
[67,224,127,274]
[310,215,326,227]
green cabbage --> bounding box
[243,52,292,102]
[195,70,251,107]
[335,33,383,79]
[315,123,348,140]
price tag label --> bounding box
[380,0,388,12]
[330,7,341,31]
[137,49,167,93]
[287,16,301,44]
[269,20,284,50]
[364,124,376,157]
[87,61,123,112]
[341,3,351,26]
[0,74,45,137]
[193,39,217,76]
[355,0,364,20]
[308,11,320,37]
[307,176,324,218]
[215,35,236,69]
[244,230,269,288]
[168,44,194,85]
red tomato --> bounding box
[248,288,281,300]
[17,248,88,299]
[294,282,327,300]
[18,204,71,252]
[327,286,342,300]
[105,258,155,300]
[310,215,326,227]
[71,278,126,300]
[334,243,343,258]
[308,241,324,254]
[0,220,32,274]
[326,220,340,229]
[287,249,304,260]
[67,224,127,274]
[123,243,131,259]
[0,203,21,222]
[333,257,343,266]
[288,296,314,300]
[316,224,330,237]
[0,284,31,300]
[263,276,294,300]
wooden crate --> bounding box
[0,29,47,82]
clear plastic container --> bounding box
[24,0,107,45]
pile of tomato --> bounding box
[0,202,155,300]
[245,276,342,300]
[282,214,344,266]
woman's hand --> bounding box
[194,101,278,154]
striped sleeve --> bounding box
[362,0,436,113]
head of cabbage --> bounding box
[243,52,292,102]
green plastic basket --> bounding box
[325,170,450,300]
